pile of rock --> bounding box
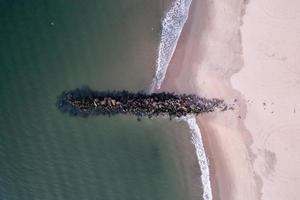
[57,87,228,118]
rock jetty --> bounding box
[57,87,228,119]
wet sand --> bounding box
[161,0,300,199]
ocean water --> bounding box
[0,0,203,200]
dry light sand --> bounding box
[162,0,300,199]
[232,0,300,199]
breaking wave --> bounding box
[150,0,193,92]
[184,116,212,200]
[150,0,213,199]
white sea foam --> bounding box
[151,0,213,199]
[184,116,212,200]
[150,0,192,92]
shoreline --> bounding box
[161,0,258,199]
[163,119,204,200]
[159,0,217,199]
[161,0,300,199]
[151,1,214,199]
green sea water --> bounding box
[0,0,202,199]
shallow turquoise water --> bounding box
[0,1,201,199]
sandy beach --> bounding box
[162,0,300,199]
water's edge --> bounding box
[185,117,212,200]
[150,0,213,200]
[150,0,192,92]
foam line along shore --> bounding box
[150,1,213,200]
